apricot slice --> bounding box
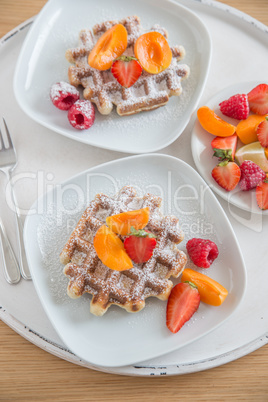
[93,225,133,271]
[181,268,228,306]
[134,32,172,74]
[106,207,150,236]
[236,114,268,144]
[88,24,128,71]
[197,106,236,137]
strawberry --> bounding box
[248,83,268,115]
[211,161,241,191]
[211,134,238,160]
[124,227,157,264]
[166,282,200,333]
[239,160,266,191]
[111,56,142,88]
[257,117,268,147]
[256,179,268,210]
[219,93,249,120]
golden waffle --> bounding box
[65,16,190,116]
[60,186,187,316]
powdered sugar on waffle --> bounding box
[66,16,190,116]
[60,186,187,316]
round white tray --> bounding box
[0,0,268,376]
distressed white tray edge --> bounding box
[0,0,268,376]
[1,307,267,376]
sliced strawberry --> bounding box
[257,117,268,147]
[248,83,268,115]
[211,161,241,191]
[111,56,142,88]
[166,282,200,334]
[256,179,268,210]
[211,134,238,160]
[124,227,157,264]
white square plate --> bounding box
[14,0,211,154]
[24,154,246,367]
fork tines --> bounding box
[0,118,13,149]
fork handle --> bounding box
[0,219,20,284]
[8,171,31,280]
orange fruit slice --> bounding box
[93,225,133,271]
[106,207,150,236]
[134,32,172,74]
[181,268,228,306]
[197,106,236,137]
[88,24,128,71]
[236,114,267,144]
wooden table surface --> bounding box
[0,0,268,400]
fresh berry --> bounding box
[186,238,219,269]
[166,282,200,333]
[68,100,95,130]
[256,179,268,210]
[50,81,80,110]
[219,94,249,120]
[257,117,268,147]
[248,83,268,115]
[123,227,157,264]
[211,161,241,191]
[239,160,266,191]
[211,134,238,161]
[111,56,142,88]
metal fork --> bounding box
[0,217,20,284]
[0,118,31,281]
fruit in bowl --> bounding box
[197,83,268,210]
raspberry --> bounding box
[186,238,219,269]
[219,94,249,120]
[50,81,80,110]
[239,160,266,191]
[68,100,95,130]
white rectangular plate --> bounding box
[13,0,211,154]
[24,154,246,367]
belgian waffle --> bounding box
[65,16,190,116]
[60,186,187,316]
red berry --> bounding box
[219,94,249,120]
[123,227,157,264]
[256,179,268,210]
[50,81,79,110]
[211,161,241,191]
[186,238,219,269]
[166,282,200,333]
[111,56,142,88]
[239,160,266,191]
[248,83,268,115]
[257,117,268,147]
[211,134,238,161]
[68,100,95,130]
